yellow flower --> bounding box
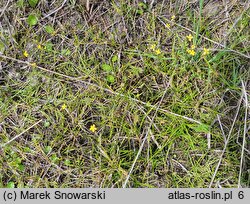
[150,44,156,50]
[187,49,196,56]
[89,124,97,133]
[203,48,210,55]
[155,49,161,55]
[61,103,67,110]
[37,44,42,50]
[191,44,196,50]
[30,62,37,67]
[186,34,193,42]
[171,15,175,21]
[23,50,29,57]
[165,23,170,29]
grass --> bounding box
[0,0,249,188]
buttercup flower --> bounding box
[37,44,42,50]
[155,49,161,55]
[30,63,37,67]
[150,44,156,50]
[187,49,196,56]
[165,23,170,29]
[203,48,210,55]
[61,104,67,110]
[171,15,175,21]
[89,124,97,133]
[186,34,193,42]
[23,50,29,57]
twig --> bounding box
[209,92,243,187]
[236,128,250,155]
[217,114,226,143]
[149,0,155,10]
[0,53,202,125]
[42,0,68,20]
[137,106,162,148]
[0,0,10,19]
[172,159,190,175]
[0,119,42,148]
[207,132,211,149]
[238,80,248,188]
[122,84,169,188]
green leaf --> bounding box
[189,124,210,133]
[27,14,38,26]
[106,75,115,83]
[209,51,226,63]
[102,64,112,72]
[45,25,55,34]
[138,2,147,9]
[50,154,59,163]
[0,42,5,54]
[145,101,151,107]
[18,164,25,172]
[45,42,53,52]
[61,49,71,56]
[7,181,15,188]
[111,55,118,62]
[136,9,144,15]
[44,146,52,154]
[130,66,143,76]
[137,2,148,14]
[17,0,24,8]
[24,147,31,153]
[15,157,22,164]
[28,0,39,8]
[64,159,71,166]
[44,121,50,128]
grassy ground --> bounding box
[0,0,249,188]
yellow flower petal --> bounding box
[187,49,196,56]
[186,34,193,42]
[171,15,175,21]
[165,23,170,29]
[150,44,156,50]
[191,44,196,50]
[23,50,29,57]
[203,48,210,55]
[61,104,67,110]
[37,44,42,50]
[30,62,37,67]
[89,124,97,133]
[155,49,161,55]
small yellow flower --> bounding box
[30,62,37,67]
[190,50,196,56]
[203,48,210,55]
[191,44,196,50]
[155,49,161,55]
[186,34,193,42]
[171,15,175,21]
[165,23,170,29]
[37,44,42,50]
[89,124,97,133]
[61,103,67,110]
[23,50,29,57]
[150,44,156,50]
[187,49,196,56]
